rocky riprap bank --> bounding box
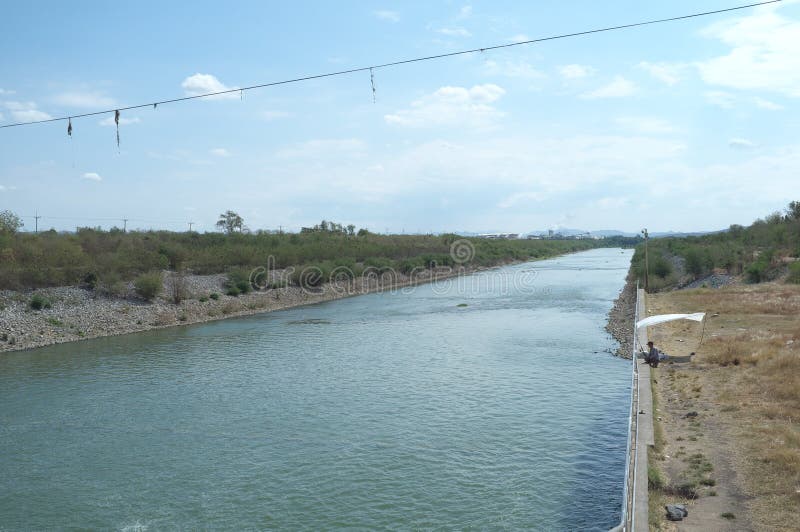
[606,270,637,358]
[0,267,483,353]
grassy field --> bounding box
[645,283,800,530]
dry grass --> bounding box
[648,282,800,529]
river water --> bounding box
[1,248,633,530]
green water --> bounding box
[1,248,633,530]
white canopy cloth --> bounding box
[636,313,706,330]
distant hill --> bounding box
[524,228,723,239]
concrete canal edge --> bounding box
[610,287,653,532]
[634,288,654,531]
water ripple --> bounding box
[0,248,633,530]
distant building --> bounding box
[477,233,519,240]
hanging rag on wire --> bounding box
[114,110,121,152]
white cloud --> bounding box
[638,61,685,85]
[276,139,367,159]
[498,191,546,209]
[508,34,530,43]
[181,73,239,100]
[373,10,400,22]
[0,88,14,95]
[581,77,637,99]
[706,90,736,108]
[384,84,506,128]
[262,110,291,121]
[458,5,473,19]
[697,6,800,97]
[595,196,630,209]
[437,27,471,37]
[210,148,231,157]
[615,116,676,134]
[483,60,545,79]
[0,112,4,121]
[82,172,102,181]
[559,64,594,79]
[99,115,140,126]
[754,96,783,110]
[729,138,756,150]
[0,185,5,191]
[53,91,115,108]
[3,101,52,122]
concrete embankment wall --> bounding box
[611,287,653,532]
[633,288,653,531]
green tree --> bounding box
[0,210,23,234]
[786,201,800,220]
[684,248,704,277]
[216,210,245,234]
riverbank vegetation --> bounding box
[0,213,636,291]
[631,201,800,291]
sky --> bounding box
[1,0,799,234]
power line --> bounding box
[0,0,781,130]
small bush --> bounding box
[225,269,252,295]
[199,296,209,303]
[787,262,800,284]
[82,272,98,290]
[746,261,767,283]
[209,292,220,300]
[134,272,163,301]
[648,465,664,490]
[29,294,52,310]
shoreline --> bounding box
[0,261,515,354]
[606,267,637,358]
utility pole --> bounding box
[188,222,194,232]
[34,211,41,234]
[123,218,128,233]
[642,228,649,292]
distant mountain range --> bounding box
[452,228,724,238]
[523,228,724,238]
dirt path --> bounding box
[652,361,753,530]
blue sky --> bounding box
[2,0,799,234]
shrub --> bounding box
[169,271,189,304]
[134,272,163,301]
[82,272,99,290]
[787,262,800,284]
[225,269,252,295]
[209,292,220,300]
[226,286,240,297]
[652,257,672,279]
[746,261,767,283]
[29,294,52,310]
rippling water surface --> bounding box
[1,248,633,530]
